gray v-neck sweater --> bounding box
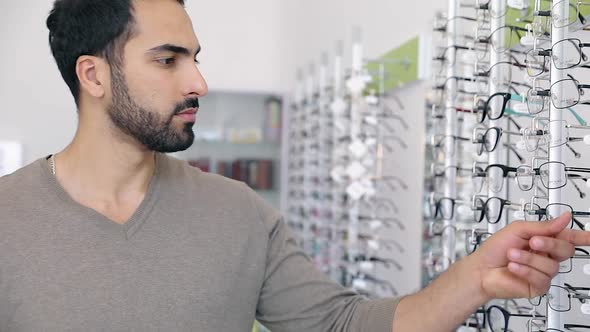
[0,153,400,331]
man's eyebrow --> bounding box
[147,44,202,57]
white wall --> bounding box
[0,0,78,166]
[185,0,285,94]
[279,0,445,92]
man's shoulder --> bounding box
[0,158,44,194]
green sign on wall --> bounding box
[365,36,421,92]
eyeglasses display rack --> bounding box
[285,28,416,298]
[424,0,590,331]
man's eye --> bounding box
[157,58,175,65]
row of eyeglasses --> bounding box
[423,0,590,331]
[286,41,409,298]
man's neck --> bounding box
[53,125,156,205]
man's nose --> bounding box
[182,65,208,98]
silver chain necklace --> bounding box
[48,154,56,176]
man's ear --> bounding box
[76,55,109,99]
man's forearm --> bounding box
[391,252,490,332]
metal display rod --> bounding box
[331,42,345,283]
[347,28,363,279]
[488,0,508,233]
[442,0,460,270]
[546,0,568,329]
[304,64,315,257]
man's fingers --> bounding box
[556,228,590,247]
[508,249,560,278]
[529,236,576,262]
[510,212,571,239]
[507,262,552,297]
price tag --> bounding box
[330,98,347,114]
[346,77,367,95]
[352,279,368,290]
[359,261,375,271]
[581,303,590,315]
[349,140,368,158]
[346,162,366,180]
[367,240,380,251]
[369,220,383,230]
[364,115,378,126]
[365,95,379,105]
[346,181,366,201]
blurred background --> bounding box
[2,1,590,331]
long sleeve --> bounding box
[248,187,402,332]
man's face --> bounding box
[106,0,207,153]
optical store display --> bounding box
[285,32,411,297]
[424,0,590,331]
[281,0,590,331]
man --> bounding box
[0,0,588,331]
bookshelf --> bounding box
[171,91,283,209]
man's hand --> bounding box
[392,212,590,332]
[472,212,589,300]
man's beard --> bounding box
[107,66,197,153]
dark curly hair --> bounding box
[46,0,186,105]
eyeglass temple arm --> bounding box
[510,313,542,317]
[381,217,405,231]
[381,176,408,189]
[572,210,590,218]
[507,115,523,130]
[564,324,590,330]
[381,114,408,131]
[572,217,586,230]
[568,178,587,199]
[502,129,522,136]
[383,135,408,149]
[367,256,404,271]
[566,107,587,126]
[500,144,525,163]
[564,282,590,293]
[566,142,582,159]
[383,95,406,112]
[534,185,548,198]
[447,15,478,23]
[566,166,590,173]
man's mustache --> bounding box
[173,98,199,114]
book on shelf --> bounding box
[187,158,210,172]
[189,158,274,190]
[225,159,273,190]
